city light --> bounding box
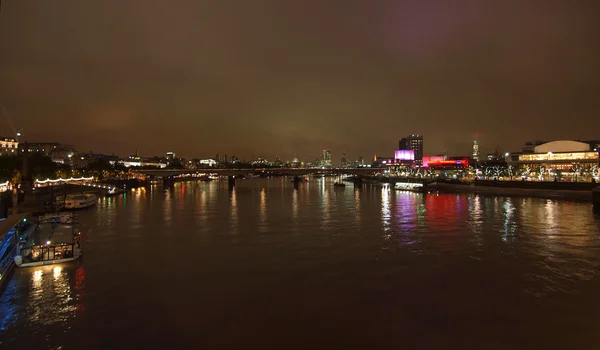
[35,176,94,184]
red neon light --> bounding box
[428,159,469,167]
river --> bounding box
[1,177,600,349]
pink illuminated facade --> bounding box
[394,150,415,161]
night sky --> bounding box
[1,0,598,161]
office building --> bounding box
[322,149,332,168]
[399,135,423,164]
[472,141,479,161]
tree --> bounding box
[538,166,546,181]
[10,170,21,188]
[507,165,515,180]
[28,154,58,181]
[56,164,73,179]
[522,165,532,178]
[571,164,582,182]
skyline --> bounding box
[1,1,599,159]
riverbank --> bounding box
[426,182,594,202]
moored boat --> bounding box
[64,193,97,209]
[14,214,82,268]
[394,182,426,192]
[38,212,76,225]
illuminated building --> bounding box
[0,137,18,156]
[422,156,446,167]
[341,152,347,168]
[321,149,332,168]
[399,135,423,164]
[394,150,415,162]
[472,141,479,161]
[426,158,469,170]
[507,140,600,181]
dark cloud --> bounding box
[1,0,598,161]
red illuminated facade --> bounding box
[426,158,469,169]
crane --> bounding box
[0,103,23,142]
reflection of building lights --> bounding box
[53,266,62,279]
[33,270,43,284]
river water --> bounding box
[1,177,600,349]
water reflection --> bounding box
[381,186,391,239]
[292,189,299,221]
[163,189,172,229]
[28,265,76,326]
[230,189,238,230]
[354,188,361,228]
[502,198,517,242]
[2,180,600,348]
[321,184,331,228]
[259,188,268,232]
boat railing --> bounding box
[0,244,17,280]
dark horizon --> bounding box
[1,1,599,160]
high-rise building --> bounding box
[166,152,176,160]
[358,156,364,166]
[321,149,332,168]
[341,152,347,168]
[398,134,423,163]
[472,141,479,161]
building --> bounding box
[394,150,415,163]
[507,140,599,181]
[399,135,423,164]
[422,155,447,167]
[521,140,547,153]
[17,142,61,156]
[341,152,347,168]
[580,139,600,152]
[321,149,332,168]
[358,156,364,166]
[0,137,18,156]
[472,141,479,161]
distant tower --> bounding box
[341,152,347,168]
[321,149,332,168]
[472,141,479,161]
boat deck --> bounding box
[27,223,77,248]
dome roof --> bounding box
[534,140,590,153]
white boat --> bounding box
[14,215,82,268]
[394,182,425,192]
[64,193,97,209]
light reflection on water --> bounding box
[1,178,600,348]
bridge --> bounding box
[131,167,381,177]
[34,181,123,196]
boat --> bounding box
[394,182,426,192]
[64,193,97,209]
[38,212,76,225]
[14,214,82,268]
[333,182,346,187]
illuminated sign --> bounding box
[427,159,469,167]
[422,156,445,167]
[395,150,415,161]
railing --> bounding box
[0,244,17,282]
